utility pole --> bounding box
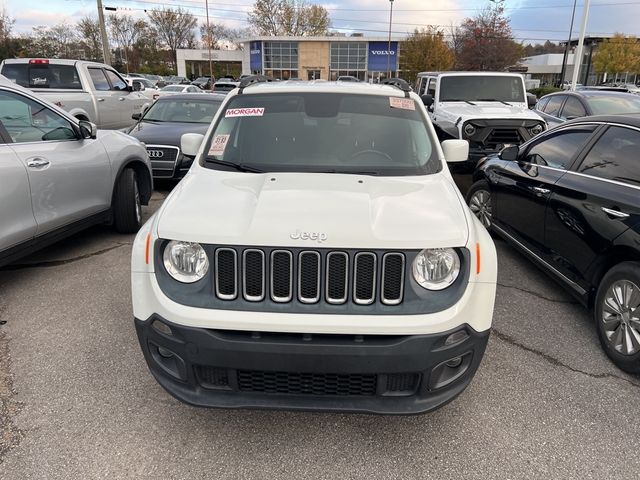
[97,0,111,65]
[570,0,591,91]
[205,0,214,84]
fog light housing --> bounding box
[445,356,463,368]
[158,346,174,358]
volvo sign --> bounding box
[367,41,398,72]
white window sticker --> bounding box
[389,97,415,111]
[208,134,230,156]
[225,107,265,117]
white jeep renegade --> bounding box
[131,77,497,414]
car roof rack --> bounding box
[238,75,272,94]
[382,78,412,98]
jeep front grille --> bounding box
[485,128,521,148]
[212,248,405,306]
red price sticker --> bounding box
[208,134,230,156]
[389,97,416,111]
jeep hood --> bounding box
[440,102,543,122]
[156,170,469,249]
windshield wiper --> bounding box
[445,99,476,106]
[478,98,512,106]
[204,158,264,173]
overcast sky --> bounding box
[2,0,640,45]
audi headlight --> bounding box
[163,241,209,283]
[529,124,544,136]
[412,248,460,290]
[463,123,476,137]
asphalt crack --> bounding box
[0,242,132,271]
[497,282,578,304]
[492,328,640,390]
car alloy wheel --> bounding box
[601,279,640,355]
[134,180,142,224]
[469,189,492,228]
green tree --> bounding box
[400,28,454,83]
[453,5,523,71]
[593,33,640,76]
[248,0,330,36]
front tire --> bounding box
[466,180,493,229]
[113,168,142,233]
[594,261,640,374]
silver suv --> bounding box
[0,76,153,267]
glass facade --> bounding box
[330,42,367,81]
[264,41,299,80]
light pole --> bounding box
[387,0,394,79]
[559,0,577,87]
[205,0,214,84]
[570,0,591,91]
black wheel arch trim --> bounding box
[113,157,153,205]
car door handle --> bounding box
[119,97,125,101]
[97,98,105,102]
[532,186,551,194]
[27,158,50,168]
[602,207,629,219]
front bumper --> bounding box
[135,315,490,415]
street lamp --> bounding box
[387,0,394,79]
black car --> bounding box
[191,76,214,90]
[467,115,640,373]
[128,93,226,180]
[535,90,640,128]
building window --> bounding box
[264,41,299,72]
[330,42,367,80]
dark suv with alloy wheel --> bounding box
[467,115,640,373]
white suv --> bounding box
[131,77,497,414]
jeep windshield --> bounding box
[439,76,525,103]
[201,92,439,176]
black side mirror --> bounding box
[499,145,519,161]
[78,120,97,140]
[132,81,143,92]
[421,94,434,107]
[527,94,537,108]
[132,112,142,121]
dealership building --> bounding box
[242,36,404,81]
[177,36,404,82]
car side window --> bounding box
[104,69,128,91]
[560,97,587,120]
[578,126,640,187]
[543,96,564,117]
[536,96,550,112]
[0,90,77,143]
[88,68,110,91]
[523,127,595,169]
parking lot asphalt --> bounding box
[1,190,639,480]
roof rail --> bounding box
[382,78,412,98]
[238,75,272,94]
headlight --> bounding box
[412,248,460,290]
[529,124,544,135]
[163,241,209,283]
[463,123,476,137]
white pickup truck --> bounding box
[0,58,150,130]
[415,72,546,168]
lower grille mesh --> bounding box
[237,370,377,396]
